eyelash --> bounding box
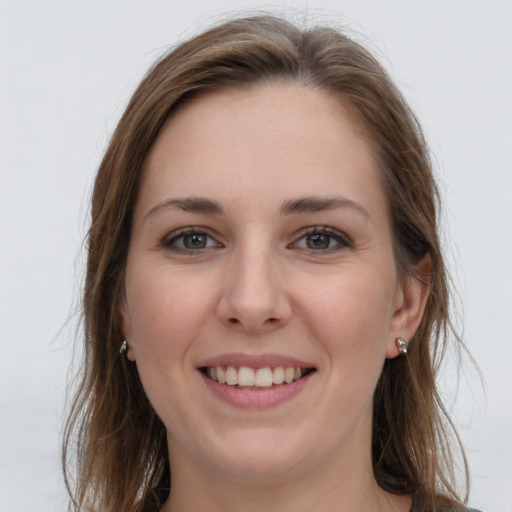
[162,227,221,254]
[290,226,352,253]
[161,226,352,255]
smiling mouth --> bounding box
[201,366,316,389]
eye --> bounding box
[163,228,221,253]
[291,227,351,252]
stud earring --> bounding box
[119,340,128,354]
[396,337,408,355]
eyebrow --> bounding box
[144,197,224,221]
[280,196,369,219]
[144,195,369,221]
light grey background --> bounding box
[1,1,510,511]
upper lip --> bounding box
[198,353,316,369]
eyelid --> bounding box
[290,226,353,251]
[162,226,223,253]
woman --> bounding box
[63,14,478,512]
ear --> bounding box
[119,297,136,361]
[386,253,431,358]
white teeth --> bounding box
[226,366,238,385]
[273,366,285,384]
[255,367,273,387]
[238,366,255,386]
[206,365,310,387]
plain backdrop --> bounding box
[1,1,511,511]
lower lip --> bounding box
[200,371,314,408]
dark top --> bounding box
[409,498,483,512]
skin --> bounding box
[121,83,429,512]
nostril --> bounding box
[226,316,278,327]
[222,315,282,331]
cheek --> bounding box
[298,267,396,365]
[123,265,213,421]
[124,263,215,360]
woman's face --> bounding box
[121,83,424,484]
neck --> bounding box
[161,442,412,512]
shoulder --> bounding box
[412,502,485,512]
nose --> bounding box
[216,246,292,333]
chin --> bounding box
[201,428,310,484]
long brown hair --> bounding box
[63,14,468,511]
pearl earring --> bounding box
[396,337,408,355]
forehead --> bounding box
[138,83,384,214]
